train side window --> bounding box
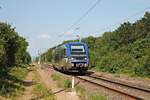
[59,45,66,59]
[63,48,66,58]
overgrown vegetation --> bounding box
[51,73,106,100]
[75,85,86,99]
[88,93,106,100]
[0,22,31,97]
[41,12,150,77]
[32,82,55,100]
[32,70,55,100]
[75,85,106,100]
[51,73,71,89]
[0,22,31,68]
[0,65,28,98]
[51,73,61,81]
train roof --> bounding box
[65,42,87,45]
[53,42,88,50]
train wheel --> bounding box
[78,69,83,75]
[79,68,86,75]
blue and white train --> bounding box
[52,42,88,72]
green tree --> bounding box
[0,22,31,68]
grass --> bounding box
[75,85,107,100]
[63,79,71,89]
[75,85,86,99]
[32,70,55,100]
[88,93,106,100]
[9,65,28,80]
[32,70,40,82]
[114,74,121,78]
[50,73,106,100]
[0,65,29,98]
[51,73,61,81]
[32,83,55,100]
[51,73,71,90]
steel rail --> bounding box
[76,76,143,100]
[89,74,150,93]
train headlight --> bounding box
[84,64,88,67]
[71,58,74,60]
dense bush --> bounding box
[0,39,6,67]
[84,12,150,77]
[0,22,31,68]
[0,22,31,97]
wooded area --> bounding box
[0,22,31,97]
[0,22,31,68]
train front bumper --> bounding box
[71,63,88,67]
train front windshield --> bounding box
[70,45,86,55]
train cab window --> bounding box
[53,49,59,62]
[63,48,66,58]
[71,45,85,52]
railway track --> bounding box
[76,74,150,100]
[42,63,150,100]
[89,74,150,93]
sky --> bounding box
[0,0,150,58]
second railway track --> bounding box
[76,74,150,100]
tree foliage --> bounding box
[0,22,31,68]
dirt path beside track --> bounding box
[36,65,79,100]
[19,72,33,100]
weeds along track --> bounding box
[76,73,150,100]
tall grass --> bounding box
[51,73,71,89]
[32,70,55,100]
[75,85,86,99]
[51,73,61,81]
[32,83,55,100]
[88,93,106,100]
[0,65,29,97]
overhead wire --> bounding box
[94,6,150,35]
[58,1,150,39]
[58,0,102,37]
[67,0,102,31]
